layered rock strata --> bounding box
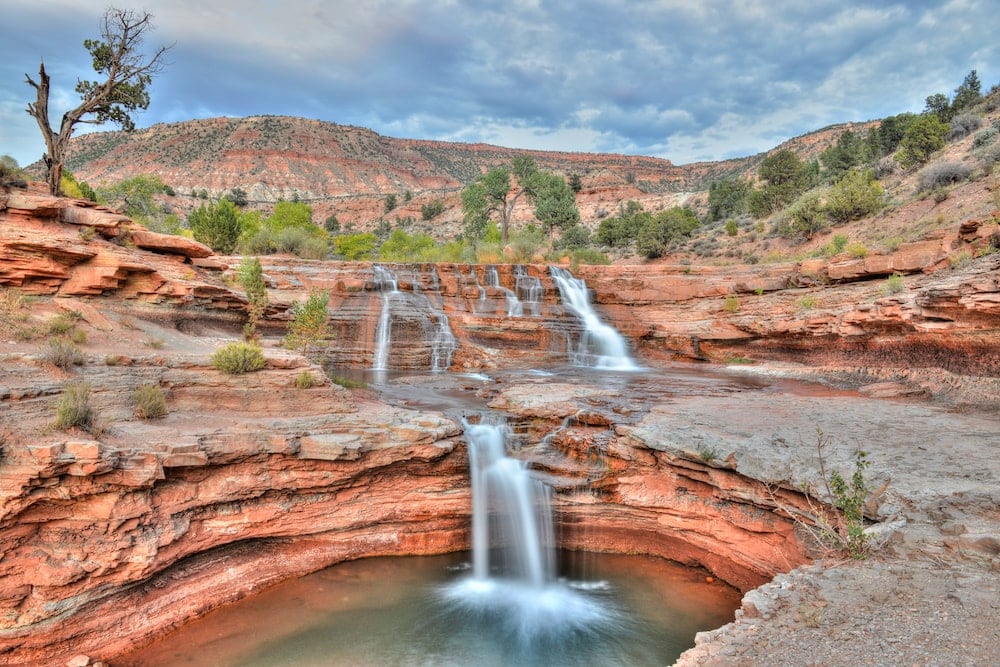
[3,191,999,666]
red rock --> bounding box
[129,229,213,259]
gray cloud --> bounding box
[0,0,996,169]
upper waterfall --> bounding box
[549,266,640,371]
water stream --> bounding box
[549,266,640,371]
[116,268,747,666]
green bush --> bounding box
[508,225,546,263]
[294,370,317,389]
[211,342,266,374]
[284,291,332,354]
[568,247,610,266]
[378,229,436,262]
[846,242,869,258]
[972,126,998,149]
[333,232,378,260]
[555,224,591,250]
[636,207,700,258]
[237,256,268,340]
[133,384,168,419]
[420,198,446,221]
[882,272,906,295]
[53,382,95,430]
[774,192,827,240]
[895,114,948,169]
[189,199,243,254]
[826,169,883,224]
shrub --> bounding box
[329,374,366,389]
[947,113,982,141]
[53,382,95,430]
[133,384,168,419]
[0,288,29,335]
[826,169,883,224]
[797,295,819,310]
[724,295,740,313]
[508,225,546,263]
[45,339,85,369]
[421,198,445,221]
[47,314,78,336]
[0,156,27,188]
[976,142,1000,171]
[847,242,869,258]
[828,446,872,559]
[882,272,906,295]
[950,249,974,268]
[211,342,266,374]
[555,224,591,250]
[333,233,378,260]
[895,114,949,169]
[567,247,610,266]
[918,162,971,191]
[636,207,700,258]
[284,291,332,354]
[871,156,897,179]
[972,126,998,149]
[294,370,317,389]
[774,192,827,240]
[189,200,243,254]
[237,257,268,340]
[826,234,849,256]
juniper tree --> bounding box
[25,8,171,195]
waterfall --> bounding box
[372,264,458,372]
[431,313,457,372]
[442,419,616,644]
[372,265,398,371]
[482,265,524,317]
[514,265,542,317]
[465,421,555,586]
[550,266,640,371]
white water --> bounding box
[550,266,640,371]
[431,312,457,372]
[514,265,543,317]
[372,265,398,371]
[445,420,613,641]
[372,265,457,372]
[481,265,524,317]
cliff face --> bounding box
[2,187,999,665]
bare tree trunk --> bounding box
[24,63,63,195]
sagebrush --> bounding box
[211,341,266,374]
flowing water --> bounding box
[117,270,755,665]
[549,266,640,371]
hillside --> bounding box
[55,115,859,235]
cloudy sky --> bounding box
[1,0,996,168]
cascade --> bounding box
[431,311,457,372]
[443,420,616,642]
[372,265,398,371]
[514,265,543,317]
[549,266,640,371]
[481,265,524,317]
[371,264,458,372]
